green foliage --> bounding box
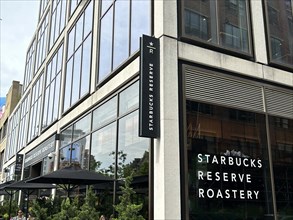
[113,175,145,220]
[0,199,18,218]
[75,187,100,220]
[30,196,62,220]
[51,197,79,220]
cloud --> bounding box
[0,0,39,96]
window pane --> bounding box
[118,111,149,178]
[80,35,92,97]
[92,96,117,130]
[64,57,73,111]
[113,0,130,68]
[218,0,249,52]
[71,135,90,169]
[183,0,251,54]
[269,116,293,218]
[98,8,113,82]
[119,81,139,116]
[73,114,91,141]
[91,122,117,177]
[101,0,113,15]
[71,47,82,104]
[84,1,93,38]
[266,0,293,67]
[185,101,273,219]
[131,0,151,53]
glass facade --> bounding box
[98,0,151,83]
[59,81,149,218]
[23,40,36,92]
[49,0,67,49]
[185,101,274,219]
[265,0,293,68]
[182,0,251,55]
[269,116,293,218]
[42,44,63,130]
[64,1,93,111]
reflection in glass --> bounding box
[119,81,139,116]
[64,1,93,112]
[266,0,293,67]
[99,8,113,82]
[269,116,293,218]
[131,0,151,53]
[185,101,273,219]
[118,111,149,178]
[183,0,251,54]
[80,35,92,97]
[92,96,117,130]
[91,122,117,177]
[73,113,91,141]
[113,0,130,68]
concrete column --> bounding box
[250,0,268,64]
[153,1,181,219]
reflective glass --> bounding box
[101,0,113,15]
[71,47,82,104]
[75,15,84,50]
[131,0,151,53]
[64,57,73,111]
[99,8,113,82]
[118,111,149,178]
[269,116,293,218]
[80,35,91,97]
[84,1,93,38]
[183,0,251,54]
[71,135,90,169]
[113,0,130,68]
[73,114,91,141]
[266,0,293,67]
[185,101,273,219]
[91,122,117,177]
[119,81,139,116]
[92,96,117,130]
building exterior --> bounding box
[1,0,293,219]
[0,81,22,183]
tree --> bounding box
[76,186,100,220]
[113,174,145,220]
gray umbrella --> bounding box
[1,180,56,219]
[27,165,114,197]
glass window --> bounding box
[36,13,49,72]
[64,1,93,112]
[182,0,251,54]
[42,44,63,130]
[92,96,117,130]
[119,81,139,116]
[113,0,130,68]
[70,0,82,16]
[28,74,44,142]
[118,111,149,178]
[185,101,274,219]
[269,116,293,218]
[265,0,293,68]
[49,0,67,49]
[23,40,36,92]
[73,114,91,141]
[17,95,30,151]
[98,0,151,83]
[91,122,117,177]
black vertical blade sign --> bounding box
[139,35,160,138]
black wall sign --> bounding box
[139,35,160,138]
[15,154,24,175]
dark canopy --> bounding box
[2,180,56,191]
[27,165,113,186]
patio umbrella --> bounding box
[0,180,16,219]
[1,180,56,219]
[27,165,114,197]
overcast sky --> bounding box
[0,0,39,98]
